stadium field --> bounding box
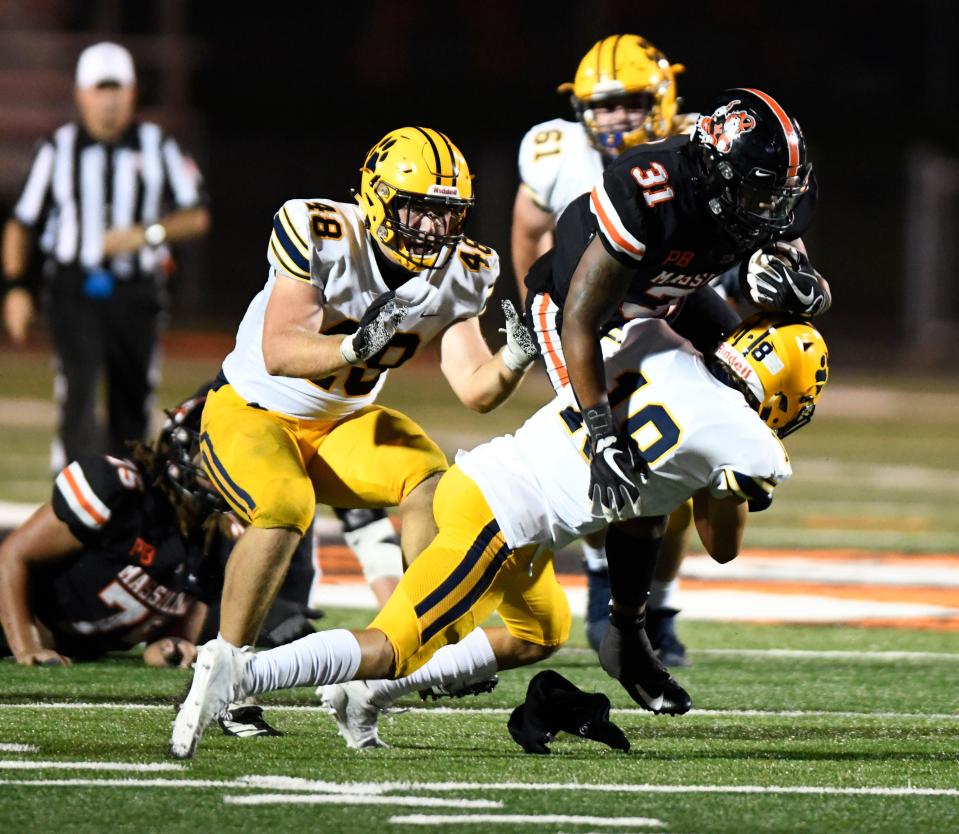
[1,611,958,834]
[1,336,958,833]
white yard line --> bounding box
[0,778,237,788]
[0,760,183,772]
[389,814,664,827]
[225,793,500,808]
[0,743,37,753]
[1,775,955,801]
[0,702,956,722]
[697,648,959,661]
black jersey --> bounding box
[526,134,816,329]
[38,455,224,658]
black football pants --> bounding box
[47,269,164,465]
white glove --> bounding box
[340,291,407,365]
[499,299,539,372]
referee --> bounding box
[2,42,210,468]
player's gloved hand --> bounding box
[598,608,692,715]
[739,242,830,318]
[340,290,407,365]
[584,403,648,523]
[499,299,539,372]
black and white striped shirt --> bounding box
[12,120,205,279]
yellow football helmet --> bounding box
[357,127,474,272]
[558,34,685,156]
[714,314,829,437]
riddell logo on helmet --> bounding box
[427,184,460,197]
[696,100,757,154]
[716,342,756,384]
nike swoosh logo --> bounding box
[419,311,439,318]
[630,682,664,712]
[784,272,816,306]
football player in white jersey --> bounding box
[168,314,828,754]
[170,127,538,758]
[512,34,696,663]
[512,34,687,306]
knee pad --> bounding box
[341,513,403,582]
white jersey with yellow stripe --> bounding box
[518,118,605,221]
[221,198,498,421]
[456,318,790,551]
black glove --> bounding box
[507,670,630,755]
[584,403,649,522]
[340,290,407,364]
[739,242,829,317]
[599,609,692,715]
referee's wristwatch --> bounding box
[144,222,167,247]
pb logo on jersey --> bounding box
[696,100,756,154]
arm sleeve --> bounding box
[12,140,56,229]
[51,456,142,542]
[267,199,314,285]
[160,135,206,209]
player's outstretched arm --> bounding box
[0,504,82,665]
[692,490,747,563]
[510,186,555,308]
[439,311,533,413]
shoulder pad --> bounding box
[518,119,578,208]
[452,238,500,316]
[268,199,313,282]
[52,456,144,532]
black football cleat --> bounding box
[599,610,691,715]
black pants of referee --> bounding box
[46,268,165,465]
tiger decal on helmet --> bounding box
[695,100,757,154]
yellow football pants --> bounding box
[370,465,572,678]
[199,383,447,535]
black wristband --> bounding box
[582,402,616,439]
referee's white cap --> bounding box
[76,42,136,89]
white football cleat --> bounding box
[318,681,388,749]
[170,639,252,759]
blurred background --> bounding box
[1,1,958,556]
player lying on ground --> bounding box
[169,313,828,756]
[0,397,315,671]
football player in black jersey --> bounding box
[0,397,233,667]
[0,396,316,673]
[525,88,831,523]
